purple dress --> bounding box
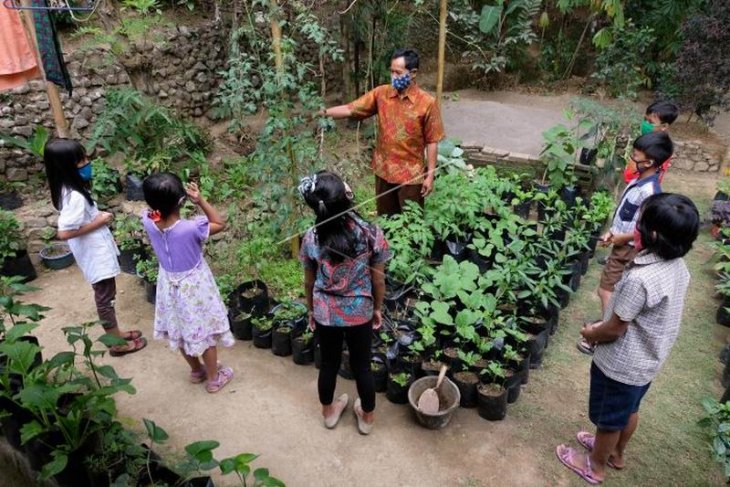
[142,213,234,357]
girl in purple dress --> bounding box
[141,173,235,393]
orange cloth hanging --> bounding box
[0,4,42,91]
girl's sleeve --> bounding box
[299,230,316,269]
[370,225,391,265]
[194,216,210,243]
[57,192,85,231]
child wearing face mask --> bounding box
[141,173,234,393]
[578,131,673,355]
[44,139,147,356]
[623,101,679,184]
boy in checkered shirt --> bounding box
[557,193,699,485]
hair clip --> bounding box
[149,210,162,222]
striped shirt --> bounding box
[594,251,690,386]
[610,173,661,246]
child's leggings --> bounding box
[91,278,118,330]
[317,322,375,413]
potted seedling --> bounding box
[453,351,481,408]
[386,371,413,404]
[0,179,22,211]
[39,228,74,270]
[291,328,314,365]
[511,184,534,220]
[229,280,270,341]
[136,254,159,305]
[251,316,273,349]
[502,345,525,404]
[477,361,508,421]
[371,356,388,392]
[113,214,146,274]
[271,323,293,357]
[0,210,36,282]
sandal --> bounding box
[190,363,222,384]
[324,393,348,429]
[353,398,373,435]
[556,444,603,485]
[123,330,143,341]
[110,337,147,357]
[576,431,623,469]
[205,367,233,393]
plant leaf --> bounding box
[479,5,501,35]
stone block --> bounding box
[506,152,535,163]
[25,217,48,228]
[72,117,89,130]
[11,126,33,137]
[47,214,59,227]
[695,161,710,172]
[27,240,46,254]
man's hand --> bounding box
[421,176,434,197]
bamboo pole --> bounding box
[18,0,69,138]
[436,0,447,109]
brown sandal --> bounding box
[110,337,147,357]
[123,330,143,341]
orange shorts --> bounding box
[599,244,638,292]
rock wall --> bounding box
[671,138,726,172]
[0,22,230,182]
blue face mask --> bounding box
[78,162,92,181]
[391,72,411,92]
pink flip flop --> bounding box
[576,431,623,470]
[556,444,603,485]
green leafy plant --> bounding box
[0,125,49,158]
[89,88,211,177]
[390,372,412,387]
[539,121,585,189]
[135,254,159,284]
[113,214,145,251]
[0,210,24,263]
[699,397,730,479]
[90,158,122,202]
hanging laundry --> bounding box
[0,4,42,92]
[31,0,72,95]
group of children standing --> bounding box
[40,98,702,476]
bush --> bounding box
[0,210,24,263]
[591,22,656,99]
[671,0,730,125]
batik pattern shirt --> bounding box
[299,216,390,327]
[348,83,445,185]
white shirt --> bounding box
[57,188,120,284]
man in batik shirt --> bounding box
[320,48,445,216]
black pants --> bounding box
[317,322,375,413]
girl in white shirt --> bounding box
[44,139,146,356]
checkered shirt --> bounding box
[609,174,661,246]
[593,251,690,386]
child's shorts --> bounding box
[589,362,651,431]
[599,244,638,292]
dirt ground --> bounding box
[1,168,721,487]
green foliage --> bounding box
[592,22,656,99]
[0,125,49,158]
[112,213,145,251]
[135,254,159,284]
[390,372,412,387]
[88,88,211,176]
[449,0,540,74]
[90,159,122,202]
[699,398,730,478]
[540,121,585,188]
[671,0,730,125]
[0,210,24,263]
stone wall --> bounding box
[0,22,229,182]
[671,138,726,172]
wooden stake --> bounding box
[436,0,448,109]
[18,0,69,138]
